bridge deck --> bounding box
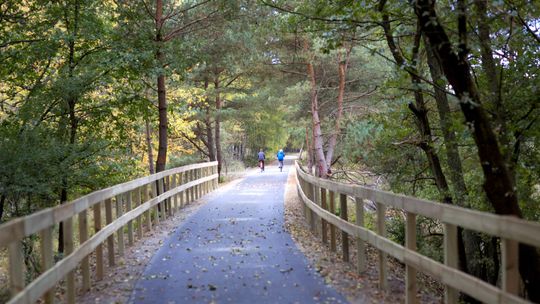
[129,158,347,303]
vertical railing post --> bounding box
[8,241,24,297]
[64,216,75,304]
[376,202,388,290]
[115,195,125,257]
[78,209,91,291]
[501,238,519,295]
[406,212,417,304]
[444,223,458,303]
[329,191,337,252]
[126,191,134,246]
[143,184,152,231]
[151,181,160,225]
[135,188,143,239]
[40,227,54,303]
[179,172,184,208]
[355,197,366,273]
[158,178,166,220]
[311,184,318,234]
[93,201,104,280]
[340,193,349,262]
[321,188,328,244]
[171,174,178,213]
[305,181,313,229]
[105,198,115,266]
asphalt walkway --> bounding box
[129,157,347,303]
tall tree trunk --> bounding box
[474,0,506,140]
[413,0,540,300]
[0,195,6,223]
[155,0,168,173]
[426,34,498,296]
[204,79,216,161]
[145,120,155,175]
[325,47,351,173]
[214,74,222,176]
[378,6,452,204]
[59,1,80,254]
[305,127,313,173]
[306,61,329,178]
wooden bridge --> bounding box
[1,160,539,303]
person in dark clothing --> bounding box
[257,149,265,172]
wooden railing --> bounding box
[0,161,218,304]
[295,161,540,304]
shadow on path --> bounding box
[129,157,347,303]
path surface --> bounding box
[129,157,347,303]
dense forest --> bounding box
[1,0,539,302]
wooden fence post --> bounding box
[377,202,388,290]
[179,172,184,208]
[501,238,519,295]
[406,212,417,304]
[152,181,160,225]
[355,197,366,273]
[126,191,134,246]
[105,198,115,266]
[93,201,104,280]
[171,174,178,213]
[329,191,337,252]
[340,193,349,262]
[78,209,91,291]
[40,227,54,304]
[444,223,458,303]
[143,184,152,231]
[115,195,125,257]
[321,188,328,244]
[158,178,166,220]
[135,188,143,240]
[64,216,75,304]
[8,241,24,297]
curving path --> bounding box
[129,157,347,304]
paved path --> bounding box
[130,157,347,303]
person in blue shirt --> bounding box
[277,149,285,172]
[258,149,265,172]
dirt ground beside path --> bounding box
[283,168,443,303]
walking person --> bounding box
[258,149,265,172]
[276,149,285,172]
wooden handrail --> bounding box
[0,161,218,304]
[295,161,537,304]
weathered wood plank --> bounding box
[329,191,336,252]
[93,202,104,281]
[355,197,366,273]
[321,188,328,244]
[501,238,519,295]
[377,202,387,291]
[105,198,115,267]
[39,227,54,304]
[9,241,24,297]
[64,217,75,304]
[406,212,417,304]
[78,210,91,291]
[444,224,458,304]
[340,193,349,262]
[115,195,125,257]
[134,188,143,240]
[126,191,134,246]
